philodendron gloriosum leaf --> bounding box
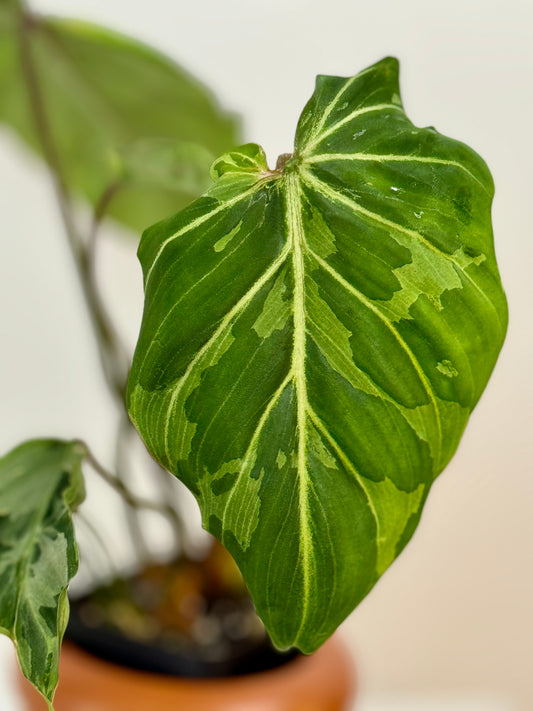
[0,439,86,710]
[127,58,508,653]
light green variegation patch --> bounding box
[253,267,291,339]
[0,439,86,710]
[437,359,459,378]
[276,450,287,469]
[214,222,243,252]
[363,477,426,574]
[128,58,507,653]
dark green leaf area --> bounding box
[307,338,433,492]
[183,270,293,486]
[252,455,377,652]
[295,57,401,152]
[301,186,412,302]
[397,268,507,408]
[315,114,493,196]
[307,263,430,410]
[312,108,413,157]
[308,159,489,260]
[196,383,299,565]
[0,12,238,231]
[135,187,285,393]
[137,195,220,280]
[0,439,86,708]
[216,385,379,653]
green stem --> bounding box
[85,444,185,533]
[17,9,149,556]
[17,10,128,402]
[114,413,190,555]
[17,6,190,565]
[75,509,119,579]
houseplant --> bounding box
[0,3,353,709]
[0,1,507,709]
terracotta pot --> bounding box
[18,636,356,711]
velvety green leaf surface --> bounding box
[0,439,86,709]
[0,5,238,231]
[127,58,508,652]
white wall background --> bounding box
[0,1,531,709]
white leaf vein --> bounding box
[306,152,490,194]
[305,103,404,154]
[301,169,505,337]
[163,244,291,464]
[144,182,263,287]
[304,241,443,467]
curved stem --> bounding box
[18,8,189,564]
[114,414,190,555]
[88,181,122,251]
[113,414,150,561]
[75,508,119,579]
[18,9,129,402]
[149,457,191,555]
[84,443,185,532]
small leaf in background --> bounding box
[0,5,239,232]
[0,439,86,710]
[128,58,507,652]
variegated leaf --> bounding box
[127,58,508,653]
[0,439,86,710]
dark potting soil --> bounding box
[67,551,299,678]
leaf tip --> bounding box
[374,55,402,98]
[380,55,400,71]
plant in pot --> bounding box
[0,3,508,710]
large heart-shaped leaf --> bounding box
[127,58,508,652]
[0,5,238,231]
[0,439,86,710]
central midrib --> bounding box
[285,171,313,637]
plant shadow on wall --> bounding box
[0,2,507,710]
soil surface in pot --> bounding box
[68,542,298,677]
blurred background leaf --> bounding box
[0,4,240,232]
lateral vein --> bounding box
[305,152,490,193]
[306,406,380,538]
[163,243,291,464]
[305,243,443,469]
[301,169,505,337]
[305,317,408,415]
[220,371,293,535]
[144,182,262,287]
[304,103,404,154]
[306,75,359,144]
